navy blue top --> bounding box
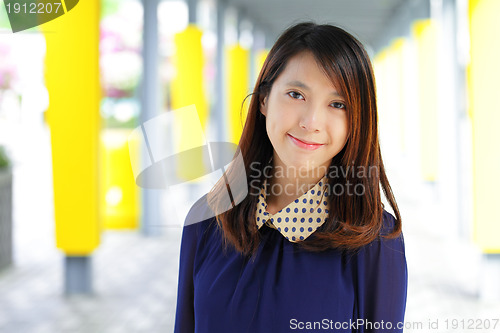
[174,195,408,333]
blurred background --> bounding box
[1,0,500,332]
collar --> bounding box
[255,174,330,242]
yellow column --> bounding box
[226,44,250,145]
[373,39,406,154]
[100,129,139,229]
[413,19,439,182]
[41,0,101,254]
[468,0,500,252]
[171,24,209,128]
[171,24,208,181]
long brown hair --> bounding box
[207,21,401,259]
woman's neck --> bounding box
[265,155,328,215]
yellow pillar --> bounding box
[468,0,500,252]
[413,19,439,182]
[171,24,208,128]
[100,129,140,229]
[171,24,208,181]
[226,44,250,145]
[41,0,101,255]
[373,39,406,155]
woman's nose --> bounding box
[299,105,323,132]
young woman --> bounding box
[174,22,407,333]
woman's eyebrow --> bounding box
[286,80,343,98]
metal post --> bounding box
[480,254,500,301]
[235,9,242,43]
[140,0,161,236]
[216,0,227,143]
[249,24,257,89]
[188,0,197,24]
[264,27,274,50]
[449,0,471,240]
[64,256,92,294]
[251,23,266,84]
[434,0,461,237]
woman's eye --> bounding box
[287,91,345,109]
[287,91,304,100]
[331,102,346,109]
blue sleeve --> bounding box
[355,212,408,333]
[174,195,212,333]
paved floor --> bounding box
[0,124,186,333]
[1,124,500,332]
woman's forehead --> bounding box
[275,52,343,96]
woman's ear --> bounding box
[260,95,268,117]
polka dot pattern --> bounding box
[255,173,330,243]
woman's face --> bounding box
[260,50,349,174]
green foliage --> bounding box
[101,0,122,18]
[0,5,12,29]
[103,114,138,129]
[0,146,10,169]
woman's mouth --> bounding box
[287,133,324,150]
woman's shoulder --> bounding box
[380,209,400,236]
[184,193,214,225]
[354,209,405,258]
[181,193,219,242]
[369,208,405,254]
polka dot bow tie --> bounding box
[255,174,330,242]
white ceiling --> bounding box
[224,0,409,53]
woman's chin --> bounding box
[281,160,322,174]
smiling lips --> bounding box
[287,133,324,150]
